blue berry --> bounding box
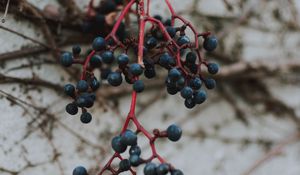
[165,78,176,89]
[121,130,137,146]
[166,26,176,38]
[64,84,75,96]
[186,52,197,64]
[76,96,87,108]
[194,90,207,104]
[177,35,190,46]
[171,169,184,175]
[112,136,127,153]
[119,159,131,172]
[117,53,129,66]
[133,80,144,93]
[108,72,123,86]
[144,68,156,79]
[129,154,140,167]
[90,77,101,91]
[207,63,219,74]
[72,45,81,55]
[60,52,73,67]
[159,53,172,67]
[144,163,157,175]
[180,86,193,99]
[73,166,87,175]
[153,15,163,21]
[90,55,102,67]
[146,37,158,49]
[101,51,115,64]
[189,78,202,90]
[176,77,185,90]
[80,112,92,124]
[203,36,218,52]
[167,87,178,95]
[92,37,106,51]
[129,63,143,76]
[66,103,78,115]
[76,80,89,92]
[168,68,181,81]
[184,98,195,109]
[204,78,216,89]
[129,145,141,156]
[157,163,169,175]
[167,124,182,142]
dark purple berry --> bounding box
[133,80,144,93]
[92,37,106,51]
[64,84,75,96]
[117,53,129,66]
[194,90,207,104]
[203,36,218,52]
[186,52,197,64]
[80,112,92,124]
[66,103,78,115]
[129,63,143,76]
[121,130,137,146]
[108,72,123,86]
[112,136,127,153]
[72,45,81,55]
[119,159,131,172]
[90,55,102,67]
[60,52,73,67]
[73,166,87,175]
[177,35,190,46]
[156,163,169,175]
[77,80,89,92]
[184,98,195,109]
[129,145,141,156]
[180,86,193,99]
[167,124,182,142]
[101,51,115,64]
[207,63,219,74]
[146,37,158,49]
[129,154,140,167]
[204,78,216,89]
[144,163,157,175]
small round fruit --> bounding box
[133,80,144,93]
[194,90,207,104]
[129,145,141,156]
[203,36,218,52]
[64,84,75,96]
[117,53,129,66]
[204,78,216,89]
[101,51,115,64]
[76,80,89,92]
[129,154,140,167]
[144,163,157,175]
[167,124,182,142]
[107,72,123,86]
[60,52,73,67]
[121,130,137,146]
[156,163,169,175]
[80,112,92,124]
[92,37,106,51]
[111,136,127,153]
[207,63,219,74]
[119,159,131,172]
[129,63,143,76]
[72,166,87,175]
[66,103,78,115]
[180,86,193,99]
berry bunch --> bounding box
[61,0,219,174]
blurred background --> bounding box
[0,0,300,175]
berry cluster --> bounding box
[61,0,219,174]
